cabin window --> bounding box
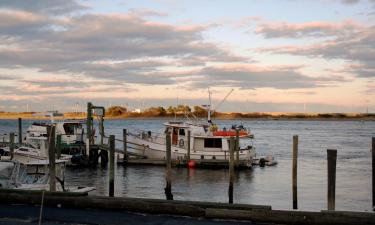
[63,124,76,135]
[179,129,185,136]
[204,138,222,148]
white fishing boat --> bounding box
[126,91,256,167]
[127,121,254,163]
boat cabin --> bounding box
[164,121,251,152]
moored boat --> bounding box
[127,119,255,167]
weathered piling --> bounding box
[109,135,115,197]
[235,129,239,168]
[327,149,337,210]
[123,129,128,163]
[187,130,191,162]
[9,132,14,160]
[165,132,173,200]
[292,135,298,210]
[228,137,235,204]
[56,134,62,159]
[47,126,56,192]
[18,118,22,144]
[372,137,375,211]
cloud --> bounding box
[0,0,88,15]
[0,74,18,80]
[258,20,375,78]
[188,64,347,89]
[0,9,249,86]
[255,20,362,39]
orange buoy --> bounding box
[188,160,196,168]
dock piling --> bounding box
[187,130,191,162]
[292,135,298,210]
[372,137,375,211]
[47,126,56,192]
[165,132,173,200]
[109,135,115,197]
[123,129,128,164]
[327,149,337,210]
[9,133,14,160]
[229,137,235,204]
[18,118,22,144]
[235,129,239,168]
[56,134,62,159]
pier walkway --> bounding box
[0,204,262,225]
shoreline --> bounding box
[1,112,375,121]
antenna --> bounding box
[212,88,234,112]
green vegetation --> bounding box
[1,105,375,120]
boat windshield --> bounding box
[63,123,81,135]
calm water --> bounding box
[0,118,373,211]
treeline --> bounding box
[104,105,375,120]
[105,105,208,117]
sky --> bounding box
[0,0,375,113]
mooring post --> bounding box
[229,137,235,204]
[372,137,375,211]
[109,135,115,197]
[327,149,337,210]
[9,132,14,160]
[86,102,92,157]
[123,129,128,164]
[165,132,173,200]
[99,116,104,145]
[47,126,56,192]
[56,134,62,159]
[187,130,191,162]
[18,118,22,144]
[292,135,298,210]
[235,129,239,168]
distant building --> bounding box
[133,108,141,113]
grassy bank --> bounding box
[1,111,375,120]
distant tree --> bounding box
[166,106,176,114]
[144,106,166,116]
[107,106,127,116]
[176,105,191,114]
[193,105,207,117]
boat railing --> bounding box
[127,128,166,145]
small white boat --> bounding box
[0,160,94,193]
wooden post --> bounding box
[228,137,235,204]
[123,129,128,163]
[187,130,191,162]
[99,116,104,145]
[235,129,239,168]
[164,132,173,200]
[9,133,14,160]
[109,135,115,197]
[372,137,375,211]
[292,135,298,210]
[47,126,56,192]
[327,149,337,210]
[18,118,22,144]
[86,102,92,156]
[56,134,62,159]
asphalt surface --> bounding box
[0,204,268,225]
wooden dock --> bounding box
[0,189,374,225]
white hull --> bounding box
[127,134,255,162]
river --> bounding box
[0,118,373,211]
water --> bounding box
[1,118,373,211]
